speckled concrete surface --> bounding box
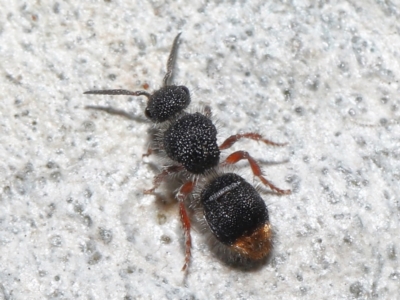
[1,1,400,299]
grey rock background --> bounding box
[0,1,399,299]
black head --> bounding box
[145,85,190,122]
[200,173,269,245]
[163,112,220,174]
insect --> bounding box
[85,33,290,271]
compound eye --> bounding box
[145,108,152,119]
[181,86,189,96]
[179,86,191,105]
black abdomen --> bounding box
[200,173,269,245]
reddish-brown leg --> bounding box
[222,151,291,195]
[177,181,196,272]
[219,133,286,150]
[144,165,184,194]
[142,147,153,158]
